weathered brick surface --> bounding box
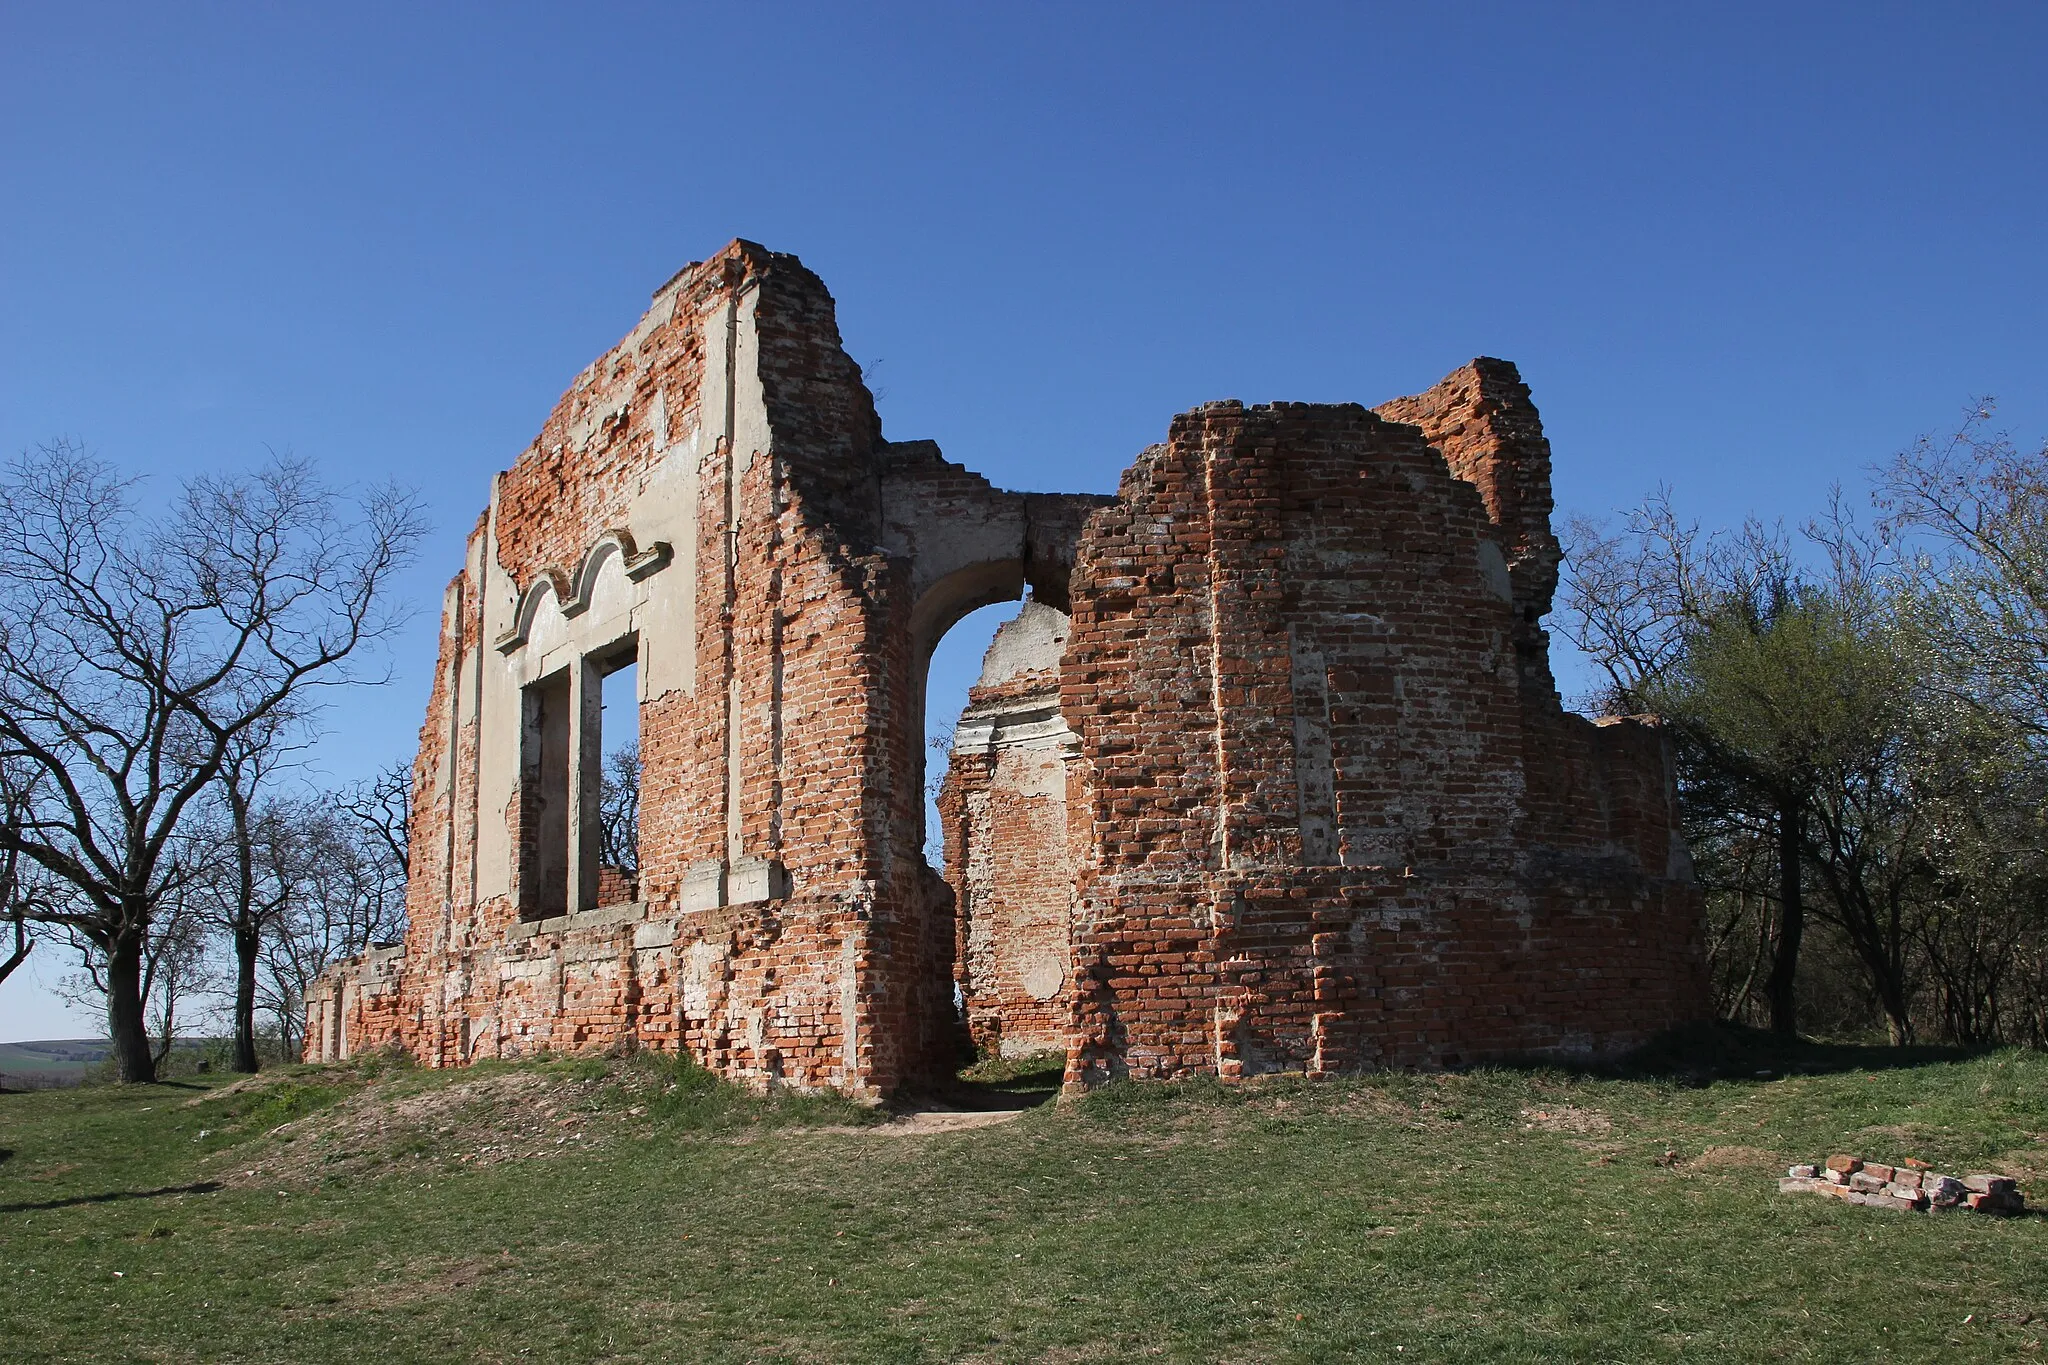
[307,242,1707,1097]
[1059,392,1704,1084]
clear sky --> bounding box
[3,3,2043,1040]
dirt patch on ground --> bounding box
[210,1069,625,1187]
[869,1108,1027,1136]
[1690,1144,1779,1170]
[1991,1144,2048,1184]
[182,1074,270,1107]
[1520,1105,1614,1136]
[352,1253,520,1308]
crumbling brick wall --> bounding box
[306,242,1706,1097]
[1059,382,1705,1085]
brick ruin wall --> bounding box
[1059,388,1704,1083]
[305,240,1707,1096]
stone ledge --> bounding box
[633,918,676,950]
[506,900,649,943]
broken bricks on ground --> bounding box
[1780,1155,2027,1215]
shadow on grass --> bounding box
[1060,1023,2013,1122]
[1591,1021,1992,1085]
[898,1051,1065,1115]
[1,1181,223,1214]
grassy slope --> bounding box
[1,1037,2044,1364]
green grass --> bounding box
[2,1031,2045,1362]
[956,1049,1065,1096]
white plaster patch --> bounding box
[679,941,728,1019]
[1018,952,1066,1002]
[1476,539,1513,603]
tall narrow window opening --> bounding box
[519,667,573,919]
[596,644,641,907]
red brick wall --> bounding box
[1060,379,1706,1085]
[307,246,1705,1097]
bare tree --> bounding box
[1879,399,2048,739]
[596,742,639,879]
[257,799,407,1057]
[923,723,955,869]
[0,441,422,1081]
[198,715,310,1072]
[336,759,410,879]
[55,879,216,1072]
[0,887,27,990]
[0,763,41,990]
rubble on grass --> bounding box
[1779,1154,2026,1215]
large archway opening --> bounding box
[919,594,1078,1092]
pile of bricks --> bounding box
[1780,1156,2027,1215]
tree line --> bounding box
[0,440,424,1082]
[1562,402,2048,1047]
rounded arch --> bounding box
[907,558,1026,796]
[569,536,627,615]
[909,557,1026,675]
[495,569,573,654]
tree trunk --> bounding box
[1883,1001,1914,1046]
[105,923,156,1084]
[1874,939,1915,1046]
[1765,797,1805,1038]
[227,772,261,1073]
[232,922,261,1073]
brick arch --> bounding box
[908,557,1027,682]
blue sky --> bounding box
[2,3,2042,1039]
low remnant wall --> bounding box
[305,240,1708,1097]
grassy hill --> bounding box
[0,1032,2043,1362]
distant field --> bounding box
[0,1032,2043,1362]
[0,1038,228,1089]
[0,1038,110,1088]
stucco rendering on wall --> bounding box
[304,240,1707,1097]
